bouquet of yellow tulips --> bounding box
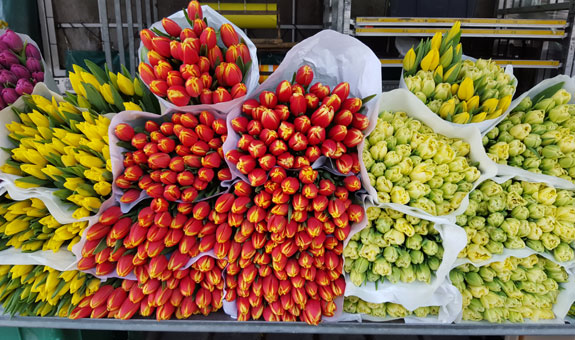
[1,93,112,219]
[0,264,102,317]
[66,60,160,115]
[402,22,516,125]
[0,193,87,253]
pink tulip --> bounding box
[0,70,17,85]
[0,30,23,52]
[10,64,31,80]
[32,71,44,83]
[0,51,19,68]
[1,88,19,105]
[15,79,34,95]
[25,44,41,59]
[26,58,42,73]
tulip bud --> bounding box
[295,65,314,86]
[220,23,240,47]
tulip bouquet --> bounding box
[72,255,225,320]
[343,296,440,319]
[344,206,443,286]
[363,110,481,215]
[77,199,224,277]
[0,29,44,109]
[227,64,371,181]
[0,264,102,317]
[138,0,254,106]
[457,179,575,263]
[0,194,88,253]
[222,172,363,324]
[402,23,515,125]
[113,110,230,205]
[66,61,160,115]
[483,84,575,184]
[2,94,112,219]
[450,254,569,322]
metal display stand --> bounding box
[0,314,573,335]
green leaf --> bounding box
[15,176,52,187]
[109,82,126,111]
[54,189,74,201]
[532,82,565,104]
[84,59,109,85]
[93,237,109,255]
[121,64,132,79]
[84,83,109,114]
[361,94,377,104]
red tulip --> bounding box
[149,79,168,97]
[305,93,320,110]
[213,87,232,103]
[332,82,350,101]
[167,85,191,106]
[258,154,276,171]
[336,153,353,174]
[311,104,335,128]
[200,27,217,49]
[207,45,223,68]
[138,62,155,85]
[219,23,240,47]
[259,91,278,109]
[187,1,203,19]
[307,126,325,145]
[342,97,362,113]
[323,94,342,111]
[140,29,156,51]
[295,65,313,86]
[184,77,203,98]
[147,49,164,67]
[162,17,182,38]
[310,82,330,100]
[352,113,370,130]
[152,36,171,58]
[294,115,311,134]
[231,83,247,99]
[343,128,363,148]
[290,93,306,116]
[277,152,295,169]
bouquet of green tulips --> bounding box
[457,179,575,263]
[451,254,569,322]
[484,78,575,186]
[363,109,482,216]
[343,295,440,319]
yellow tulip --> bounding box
[1,164,23,176]
[68,236,81,252]
[67,194,86,207]
[59,101,81,114]
[81,111,96,125]
[134,78,144,97]
[61,132,83,147]
[94,182,112,196]
[498,95,513,112]
[76,153,105,169]
[451,83,459,95]
[22,241,43,252]
[106,159,113,172]
[439,98,456,119]
[86,278,101,296]
[63,178,85,191]
[420,48,440,72]
[77,95,91,109]
[30,198,46,210]
[108,72,118,89]
[18,113,34,127]
[481,98,499,113]
[4,219,30,236]
[471,112,488,123]
[445,21,461,45]
[440,46,453,68]
[72,207,90,219]
[100,83,115,105]
[124,101,143,111]
[21,164,48,180]
[403,47,416,73]
[431,32,442,51]
[69,72,87,98]
[84,168,108,182]
[117,73,135,96]
[79,71,101,91]
[61,154,77,167]
[433,65,443,83]
[69,274,86,294]
[457,77,474,101]
[453,112,470,124]
[466,95,480,112]
[54,227,75,241]
[81,197,102,212]
[486,109,503,120]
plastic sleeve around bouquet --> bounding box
[222,29,382,183]
[138,6,259,114]
[487,75,575,191]
[359,88,498,224]
[399,55,518,134]
[107,109,230,214]
[342,199,466,324]
[0,82,112,225]
[450,248,575,324]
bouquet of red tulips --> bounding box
[138,0,257,108]
[112,110,231,207]
[226,64,372,185]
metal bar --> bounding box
[98,0,113,70]
[563,1,575,75]
[44,0,66,77]
[152,0,158,22]
[378,58,561,69]
[58,23,142,28]
[126,0,135,75]
[354,28,566,38]
[114,0,126,69]
[37,0,53,75]
[0,315,575,335]
[136,0,143,32]
[291,0,296,41]
[342,0,351,35]
[353,17,566,28]
[145,0,152,28]
[279,24,324,29]
[497,2,570,14]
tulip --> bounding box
[1,88,19,105]
[0,50,19,68]
[26,58,43,73]
[10,64,31,80]
[1,30,23,52]
[296,65,314,86]
[162,17,182,37]
[220,23,240,47]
